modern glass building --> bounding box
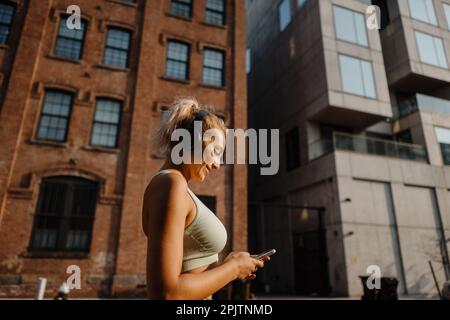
[247,0,450,297]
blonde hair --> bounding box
[155,97,226,156]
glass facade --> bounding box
[339,55,376,98]
[415,31,448,69]
[279,0,291,31]
[334,6,368,46]
[408,0,437,25]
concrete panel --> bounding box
[339,179,405,296]
[348,153,391,182]
[395,185,447,296]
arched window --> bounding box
[29,176,99,252]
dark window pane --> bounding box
[103,28,131,68]
[55,38,83,60]
[0,25,9,44]
[91,99,121,148]
[206,0,224,12]
[104,48,128,68]
[203,68,222,86]
[203,49,224,86]
[171,0,192,18]
[0,3,15,44]
[205,11,224,25]
[54,17,85,60]
[106,28,131,49]
[37,91,73,142]
[205,0,225,25]
[286,127,300,171]
[441,143,450,165]
[29,177,98,252]
[395,130,413,144]
[167,41,189,61]
[198,195,217,214]
[58,18,85,40]
[166,41,189,80]
[0,4,15,25]
[204,50,224,68]
[279,0,291,31]
[166,60,187,79]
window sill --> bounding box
[151,153,166,160]
[106,0,138,8]
[418,61,450,71]
[410,17,438,28]
[7,187,33,199]
[94,64,130,73]
[21,251,90,259]
[337,90,378,101]
[45,54,82,65]
[82,145,120,154]
[335,37,369,49]
[165,12,193,22]
[199,83,226,91]
[0,44,9,50]
[201,21,227,30]
[161,75,190,85]
[26,138,67,148]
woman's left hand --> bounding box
[246,256,271,279]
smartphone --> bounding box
[255,249,276,260]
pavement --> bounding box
[254,294,440,300]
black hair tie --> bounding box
[194,109,209,122]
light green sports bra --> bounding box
[152,170,228,272]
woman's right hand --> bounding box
[224,252,265,280]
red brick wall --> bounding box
[0,0,247,298]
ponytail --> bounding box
[155,97,225,157]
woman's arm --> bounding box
[174,253,269,299]
[169,260,238,299]
[144,173,262,300]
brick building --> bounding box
[0,0,247,298]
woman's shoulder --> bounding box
[146,170,188,196]
[142,171,190,236]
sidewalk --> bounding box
[254,294,439,300]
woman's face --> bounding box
[188,128,226,182]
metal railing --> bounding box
[309,132,428,162]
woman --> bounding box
[142,97,268,300]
